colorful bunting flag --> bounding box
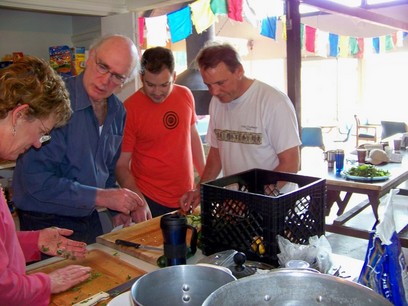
[168,6,192,43]
[190,0,217,34]
[385,35,394,51]
[379,35,386,53]
[363,38,373,56]
[145,15,169,47]
[243,0,259,28]
[373,37,380,53]
[315,30,329,57]
[349,37,359,55]
[227,0,243,22]
[329,33,339,57]
[339,36,349,57]
[356,38,364,58]
[281,15,287,41]
[137,0,408,59]
[305,25,316,53]
[260,16,277,40]
[210,0,228,15]
[396,31,404,47]
[138,17,145,46]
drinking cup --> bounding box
[160,213,197,266]
[357,149,367,164]
[394,139,402,151]
[327,150,336,169]
[335,149,345,174]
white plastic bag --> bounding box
[277,235,333,273]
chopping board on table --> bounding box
[28,249,147,306]
[97,216,164,266]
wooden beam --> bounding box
[286,0,302,130]
[300,0,408,32]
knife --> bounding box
[115,239,163,252]
[72,275,141,306]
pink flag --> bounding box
[138,17,145,46]
[356,38,364,58]
[227,0,243,22]
[305,25,316,53]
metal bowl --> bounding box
[202,269,392,306]
[131,264,236,306]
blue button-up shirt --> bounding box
[13,73,126,217]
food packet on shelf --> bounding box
[358,189,408,306]
[49,45,72,78]
[277,234,333,273]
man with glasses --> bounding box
[115,46,205,219]
[13,35,150,244]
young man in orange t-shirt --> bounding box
[115,47,205,223]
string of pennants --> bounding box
[138,0,408,58]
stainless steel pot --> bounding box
[202,269,392,306]
[131,265,236,306]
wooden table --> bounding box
[300,148,408,247]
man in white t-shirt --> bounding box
[180,42,301,212]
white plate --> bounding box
[107,291,132,306]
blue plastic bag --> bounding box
[358,189,408,306]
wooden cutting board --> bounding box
[27,249,147,306]
[96,216,164,266]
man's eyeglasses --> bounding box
[94,51,127,85]
[39,118,51,144]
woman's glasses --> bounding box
[39,119,51,144]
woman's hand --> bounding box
[38,227,87,259]
[49,265,92,294]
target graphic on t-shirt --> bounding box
[163,111,179,130]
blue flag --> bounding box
[260,16,277,40]
[168,6,192,43]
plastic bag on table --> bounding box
[358,189,408,306]
[277,234,333,273]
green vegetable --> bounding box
[157,255,167,268]
[186,214,201,229]
[345,164,390,177]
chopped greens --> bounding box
[40,245,49,252]
[345,164,390,178]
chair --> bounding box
[333,123,353,143]
[301,127,325,151]
[380,120,407,140]
[354,115,378,147]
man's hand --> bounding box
[130,205,152,223]
[112,213,132,227]
[96,188,145,215]
[179,189,200,213]
[38,227,87,259]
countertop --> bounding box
[26,221,364,305]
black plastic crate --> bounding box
[200,169,326,266]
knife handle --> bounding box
[115,239,141,248]
[72,291,109,306]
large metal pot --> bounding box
[131,265,236,306]
[202,269,392,306]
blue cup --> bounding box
[335,150,345,174]
[160,213,197,266]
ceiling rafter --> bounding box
[300,0,408,31]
